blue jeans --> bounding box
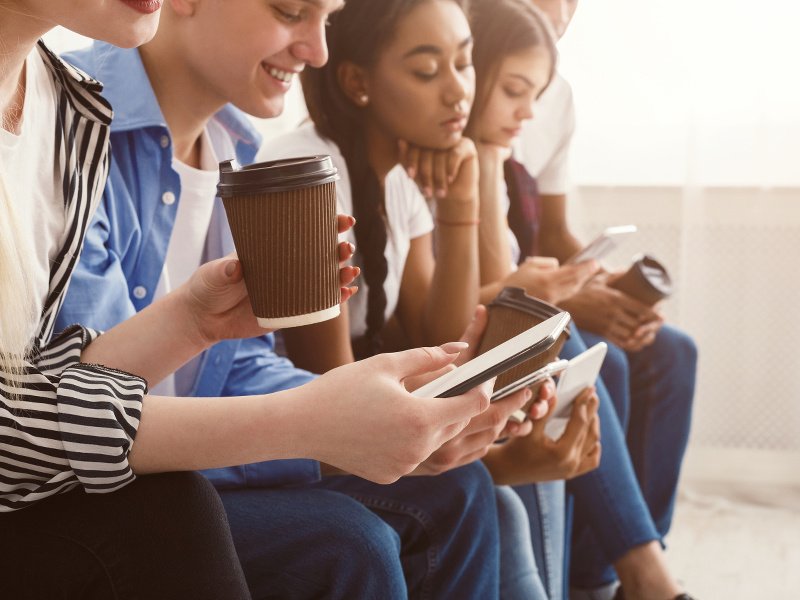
[223,461,499,599]
[499,482,566,600]
[566,325,697,588]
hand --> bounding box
[398,138,479,212]
[483,387,601,485]
[182,214,360,347]
[475,141,512,168]
[504,259,600,305]
[300,345,493,484]
[408,306,550,475]
[560,279,663,349]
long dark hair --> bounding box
[467,0,558,132]
[302,0,470,358]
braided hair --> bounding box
[302,0,470,357]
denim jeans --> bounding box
[1,472,251,600]
[500,482,566,600]
[308,461,500,599]
[565,325,697,588]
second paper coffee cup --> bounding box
[478,287,572,392]
[609,254,673,306]
[218,156,340,328]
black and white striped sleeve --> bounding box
[0,325,146,512]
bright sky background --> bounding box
[44,0,800,187]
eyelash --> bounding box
[274,5,302,23]
[414,63,473,82]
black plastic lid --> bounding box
[217,155,339,197]
[491,287,556,319]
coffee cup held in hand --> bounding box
[217,156,341,328]
[609,254,673,306]
[478,287,572,400]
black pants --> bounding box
[0,472,251,600]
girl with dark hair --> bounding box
[265,0,482,368]
[467,0,696,598]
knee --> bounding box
[660,326,698,367]
[433,461,497,523]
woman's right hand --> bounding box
[297,345,493,484]
[504,258,600,305]
[398,138,479,213]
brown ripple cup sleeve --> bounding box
[477,287,571,409]
[217,156,341,329]
[609,254,673,306]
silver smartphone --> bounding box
[567,225,637,264]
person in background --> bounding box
[55,0,516,597]
[495,0,698,598]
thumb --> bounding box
[390,344,464,383]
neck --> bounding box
[0,10,51,133]
[363,119,400,181]
[138,34,225,168]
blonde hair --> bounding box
[0,170,38,390]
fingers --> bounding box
[338,241,356,264]
[417,149,435,198]
[556,387,594,447]
[340,285,358,303]
[429,380,493,430]
[336,214,356,234]
[339,264,360,287]
[433,151,449,198]
[454,305,488,366]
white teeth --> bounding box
[267,66,293,83]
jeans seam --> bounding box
[337,492,441,600]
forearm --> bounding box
[538,193,583,263]
[477,159,513,286]
[129,387,310,474]
[80,289,208,387]
[283,308,355,372]
[423,223,480,344]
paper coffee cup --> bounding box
[478,287,572,394]
[609,254,673,306]
[217,156,341,328]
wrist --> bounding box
[173,286,219,353]
[435,197,479,222]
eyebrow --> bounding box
[402,36,473,59]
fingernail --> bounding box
[349,216,356,226]
[436,188,446,198]
[440,341,469,354]
[542,380,555,396]
[407,167,416,179]
[348,242,356,254]
[423,187,433,198]
[524,388,533,400]
[507,423,519,435]
[224,261,237,277]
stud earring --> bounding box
[358,94,369,106]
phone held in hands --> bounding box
[544,342,608,439]
[567,225,637,265]
[411,312,571,399]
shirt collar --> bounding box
[37,40,113,125]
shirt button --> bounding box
[162,191,176,206]
[133,286,147,300]
[160,135,170,148]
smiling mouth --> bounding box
[263,64,296,84]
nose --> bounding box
[442,68,473,112]
[291,20,329,68]
[517,101,534,122]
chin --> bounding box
[101,21,159,49]
[248,100,285,120]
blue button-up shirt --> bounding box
[56,42,319,489]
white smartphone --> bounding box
[544,342,607,439]
[411,312,571,399]
[492,358,569,402]
[567,225,637,264]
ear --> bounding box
[170,0,200,17]
[337,61,371,107]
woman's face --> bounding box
[474,47,552,147]
[175,0,342,118]
[363,0,475,150]
[19,0,163,48]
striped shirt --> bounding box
[0,42,146,512]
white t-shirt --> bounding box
[259,124,434,338]
[0,49,60,335]
[151,123,227,396]
[516,73,575,195]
